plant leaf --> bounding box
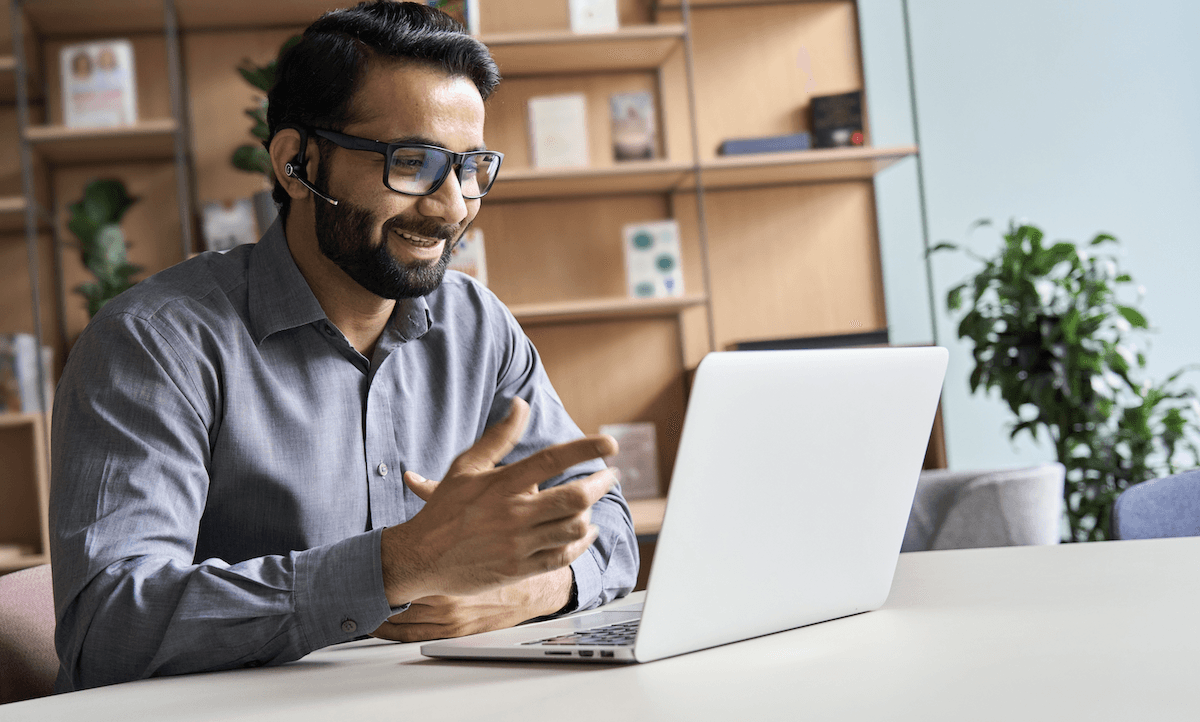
[1116,305,1149,329]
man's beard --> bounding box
[312,165,460,300]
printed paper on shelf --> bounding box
[623,219,684,299]
[448,228,487,286]
[569,0,619,33]
[0,333,52,413]
[600,422,660,500]
[610,91,656,161]
[527,93,589,169]
[60,39,138,128]
[201,199,258,253]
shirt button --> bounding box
[378,463,389,476]
[341,619,358,634]
[324,325,336,336]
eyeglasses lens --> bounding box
[388,148,501,199]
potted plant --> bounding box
[932,220,1200,541]
[68,179,141,318]
[231,35,300,234]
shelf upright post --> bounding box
[10,0,54,562]
[163,0,195,261]
[677,0,717,356]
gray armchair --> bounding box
[902,463,1065,552]
[1112,468,1200,540]
[0,564,57,704]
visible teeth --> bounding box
[394,230,439,246]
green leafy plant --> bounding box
[68,179,141,318]
[231,36,301,179]
[931,220,1200,542]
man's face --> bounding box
[312,62,486,299]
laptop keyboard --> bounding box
[523,619,640,647]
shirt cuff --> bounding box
[568,545,603,613]
[293,528,396,651]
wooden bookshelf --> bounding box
[25,118,178,163]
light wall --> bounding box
[860,0,1200,470]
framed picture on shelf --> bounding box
[60,39,138,128]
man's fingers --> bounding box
[527,525,600,572]
[493,434,618,492]
[403,471,440,501]
[525,468,617,525]
[447,397,531,476]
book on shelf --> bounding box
[0,332,52,414]
[569,0,619,33]
[60,39,138,129]
[599,421,660,500]
[448,228,487,286]
[527,93,590,170]
[610,91,656,162]
[200,198,258,253]
[718,132,812,156]
[622,219,684,299]
[810,91,864,148]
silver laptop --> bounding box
[422,346,949,664]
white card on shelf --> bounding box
[623,219,684,299]
[527,93,590,169]
[569,0,619,33]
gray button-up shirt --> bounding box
[49,222,638,691]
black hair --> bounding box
[267,0,501,218]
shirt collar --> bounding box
[248,217,434,345]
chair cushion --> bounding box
[0,564,57,704]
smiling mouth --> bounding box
[391,228,444,248]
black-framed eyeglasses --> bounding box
[309,128,503,199]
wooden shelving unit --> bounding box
[2,0,920,577]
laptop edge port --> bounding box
[578,650,594,657]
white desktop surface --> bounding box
[4,537,1197,721]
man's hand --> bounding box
[379,397,617,607]
[371,567,571,642]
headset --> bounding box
[282,127,340,206]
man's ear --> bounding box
[269,129,313,201]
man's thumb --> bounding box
[403,470,440,502]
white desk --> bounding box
[4,537,1198,721]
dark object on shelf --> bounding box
[718,132,811,156]
[731,329,889,351]
[810,91,864,148]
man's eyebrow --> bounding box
[388,134,488,152]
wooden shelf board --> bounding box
[510,294,707,325]
[22,0,168,36]
[488,147,916,201]
[629,497,667,538]
[484,25,686,76]
[697,145,918,190]
[25,119,179,164]
[489,160,692,201]
[0,56,16,104]
[0,197,30,233]
[175,0,339,31]
[0,551,49,574]
[0,412,43,428]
